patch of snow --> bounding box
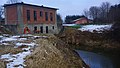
[22,47,31,51]
[0,37,17,42]
[33,36,48,39]
[63,24,76,26]
[0,35,3,38]
[15,42,36,47]
[12,35,20,38]
[1,50,31,68]
[18,38,27,41]
[78,24,112,32]
[0,42,36,68]
[2,34,10,37]
[1,43,10,45]
[21,34,33,37]
[0,34,40,68]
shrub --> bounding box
[110,22,120,42]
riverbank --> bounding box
[0,34,88,68]
[56,28,120,68]
[25,34,88,68]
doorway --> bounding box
[34,26,37,33]
[40,26,43,33]
[46,26,48,33]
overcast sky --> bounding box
[0,0,120,19]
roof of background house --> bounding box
[73,17,88,22]
[3,2,58,10]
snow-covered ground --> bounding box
[63,24,76,26]
[78,24,112,32]
[0,34,47,68]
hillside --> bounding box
[25,34,88,68]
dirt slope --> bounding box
[25,34,87,68]
[0,26,12,34]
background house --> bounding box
[72,17,89,24]
[4,2,59,34]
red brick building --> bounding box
[4,3,59,34]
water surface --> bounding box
[76,50,114,68]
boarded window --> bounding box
[45,12,48,21]
[27,10,30,21]
[34,11,37,21]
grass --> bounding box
[0,44,23,55]
[0,60,5,68]
[69,24,81,29]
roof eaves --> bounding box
[3,3,58,10]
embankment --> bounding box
[25,34,88,68]
[56,28,120,68]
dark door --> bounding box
[46,26,48,33]
[34,26,37,33]
[40,26,43,33]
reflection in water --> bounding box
[76,50,114,68]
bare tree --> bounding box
[0,6,4,20]
[7,0,22,4]
[89,6,100,21]
[100,2,111,22]
[83,9,89,18]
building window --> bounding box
[40,11,43,17]
[45,12,48,21]
[50,13,53,21]
[46,26,48,33]
[34,11,37,21]
[27,10,30,21]
[52,26,54,29]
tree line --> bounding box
[65,15,85,24]
[83,2,120,24]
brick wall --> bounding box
[5,4,56,25]
[22,5,56,24]
[6,5,18,24]
[4,3,58,34]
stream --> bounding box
[76,50,114,68]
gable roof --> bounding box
[73,17,88,22]
[3,2,58,10]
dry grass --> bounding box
[25,35,85,68]
[25,39,68,68]
[0,44,23,55]
[0,60,5,68]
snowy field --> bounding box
[63,24,76,26]
[78,24,112,32]
[0,34,47,68]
